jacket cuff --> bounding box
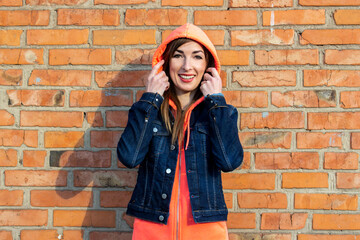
[139,92,164,110]
[204,94,227,109]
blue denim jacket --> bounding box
[117,92,243,224]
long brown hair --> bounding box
[160,38,215,144]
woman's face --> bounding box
[169,41,207,97]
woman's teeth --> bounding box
[180,75,195,79]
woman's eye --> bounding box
[195,55,203,60]
[172,54,182,58]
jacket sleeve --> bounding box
[204,94,244,172]
[117,92,163,169]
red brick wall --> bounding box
[1,0,360,239]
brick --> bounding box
[239,132,292,149]
[335,10,360,24]
[0,69,22,86]
[0,210,47,226]
[95,0,154,4]
[162,0,222,6]
[0,149,17,167]
[0,10,49,26]
[26,0,89,5]
[325,50,360,65]
[238,151,251,170]
[255,152,319,169]
[31,190,92,207]
[162,29,225,46]
[53,210,115,227]
[106,111,128,128]
[337,173,360,189]
[100,191,132,207]
[49,150,111,167]
[95,71,148,88]
[229,233,291,240]
[24,131,38,148]
[304,70,360,87]
[122,213,134,229]
[49,49,111,65]
[272,90,336,108]
[7,90,65,107]
[227,213,255,229]
[0,30,22,46]
[298,235,357,240]
[0,0,22,6]
[224,193,233,209]
[222,173,275,190]
[313,214,360,230]
[86,112,103,127]
[21,111,83,128]
[58,9,119,26]
[261,213,307,230]
[0,231,12,240]
[0,49,43,65]
[299,0,360,6]
[224,91,267,108]
[0,129,38,147]
[255,49,318,65]
[230,0,292,7]
[324,152,359,170]
[301,29,360,45]
[194,10,257,26]
[295,193,357,210]
[341,91,360,108]
[90,131,122,148]
[27,29,88,45]
[29,69,91,86]
[5,170,67,186]
[0,110,15,126]
[94,30,156,45]
[263,10,325,25]
[233,70,296,87]
[282,172,328,188]
[238,192,287,209]
[308,112,360,129]
[44,131,84,148]
[125,9,187,26]
[0,190,23,206]
[231,29,294,46]
[241,112,304,129]
[21,230,83,240]
[70,90,132,107]
[74,170,136,188]
[89,232,132,240]
[351,133,360,149]
[297,132,342,149]
[116,49,155,65]
[23,150,46,167]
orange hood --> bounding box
[152,23,221,74]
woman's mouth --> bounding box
[179,74,196,82]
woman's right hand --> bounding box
[146,60,169,96]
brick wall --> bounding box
[1,0,360,239]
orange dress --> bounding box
[132,98,229,240]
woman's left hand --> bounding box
[200,67,222,96]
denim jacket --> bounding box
[117,92,243,224]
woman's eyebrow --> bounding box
[175,49,204,54]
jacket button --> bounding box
[170,145,175,150]
[153,127,158,133]
[162,193,167,199]
[159,215,164,221]
[166,168,171,174]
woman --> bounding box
[117,23,243,240]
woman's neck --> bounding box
[176,91,195,110]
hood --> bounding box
[152,23,221,74]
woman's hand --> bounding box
[200,67,222,96]
[146,60,169,96]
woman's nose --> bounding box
[182,58,192,70]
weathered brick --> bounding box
[301,29,360,45]
[95,0,153,4]
[31,190,92,207]
[239,132,292,149]
[272,90,336,108]
[297,132,342,149]
[335,10,360,24]
[324,152,359,170]
[20,111,83,127]
[223,91,268,108]
[0,129,38,147]
[26,0,89,5]
[0,30,22,46]
[282,172,328,188]
[325,50,360,65]
[255,49,318,65]
[0,110,15,126]
[0,210,47,226]
[0,49,43,65]
[29,69,91,86]
[100,191,132,208]
[0,10,49,26]
[21,230,83,240]
[298,234,357,240]
[70,90,132,107]
[94,30,156,45]
[89,232,132,240]
[162,29,225,46]
[116,48,155,65]
[0,190,23,206]
[229,0,292,7]
[44,131,84,148]
[90,131,122,148]
[229,233,292,240]
[7,90,65,107]
[0,231,12,240]
[213,50,250,65]
[231,29,294,46]
[341,91,360,108]
[255,152,319,169]
[106,111,128,128]
[227,213,256,229]
[241,112,304,129]
[27,29,88,45]
[49,150,111,167]
[23,150,46,167]
[222,173,275,190]
[263,10,325,25]
[238,151,251,170]
[308,112,360,129]
[24,131,38,148]
[194,10,257,26]
[58,9,119,26]
[295,193,357,210]
[261,213,308,230]
[49,49,111,65]
[337,173,360,189]
[299,0,360,6]
[0,69,22,86]
[5,170,67,186]
[0,149,17,167]
[53,210,115,227]
[95,71,148,88]
[224,193,233,209]
[313,214,360,230]
[125,9,187,26]
[86,112,103,127]
[351,133,360,149]
[238,192,287,209]
[162,0,222,6]
[0,0,22,6]
[74,170,137,188]
[304,70,360,87]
